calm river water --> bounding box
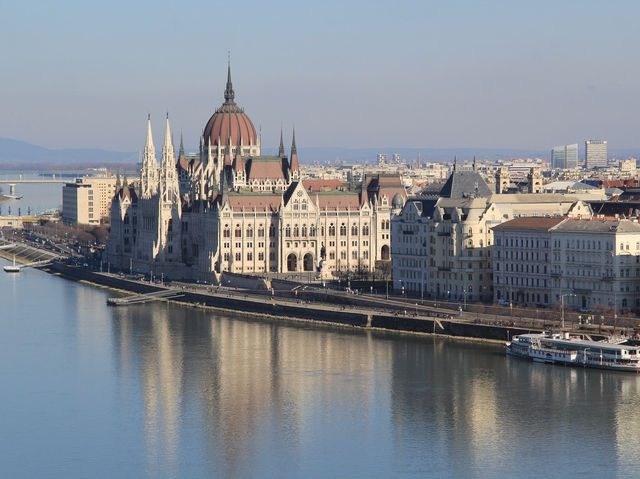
[2,262,640,478]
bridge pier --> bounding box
[8,184,15,196]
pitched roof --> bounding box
[492,216,566,231]
[303,179,344,191]
[245,156,286,181]
[315,191,360,210]
[225,192,281,212]
[551,218,640,233]
[439,169,492,198]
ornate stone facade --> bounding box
[105,67,406,281]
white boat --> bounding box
[506,331,640,372]
[3,255,20,273]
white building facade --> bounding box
[493,217,640,313]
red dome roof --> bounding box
[202,65,258,148]
[203,102,257,148]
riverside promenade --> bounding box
[0,236,627,342]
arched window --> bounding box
[235,226,241,238]
[351,224,358,236]
[223,225,230,238]
[329,224,335,236]
[363,224,369,236]
[246,226,253,237]
[385,220,390,229]
[301,200,308,211]
[302,225,307,237]
[340,223,347,236]
[310,225,316,236]
[293,224,299,237]
[258,226,264,237]
[381,220,385,229]
[285,225,291,237]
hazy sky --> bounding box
[1,0,639,152]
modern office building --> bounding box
[62,177,119,225]
[585,140,607,169]
[551,144,579,169]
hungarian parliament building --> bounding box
[105,66,406,282]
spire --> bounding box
[115,173,121,189]
[291,128,297,156]
[179,133,185,158]
[473,155,477,171]
[162,113,174,159]
[278,127,285,158]
[290,128,299,177]
[224,58,235,103]
[144,114,155,160]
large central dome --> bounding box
[202,65,258,148]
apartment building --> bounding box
[391,166,591,302]
[493,218,640,312]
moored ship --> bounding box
[506,331,640,372]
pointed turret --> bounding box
[278,127,285,158]
[161,113,175,169]
[223,133,232,167]
[234,133,244,172]
[141,114,159,198]
[159,114,180,204]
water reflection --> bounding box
[106,299,640,478]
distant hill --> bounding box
[0,138,137,169]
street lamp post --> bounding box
[560,292,575,330]
[463,288,467,311]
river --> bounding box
[2,261,640,478]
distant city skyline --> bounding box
[2,1,640,152]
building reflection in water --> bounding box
[109,301,640,477]
[110,304,393,477]
[389,337,640,477]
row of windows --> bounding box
[222,223,373,238]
